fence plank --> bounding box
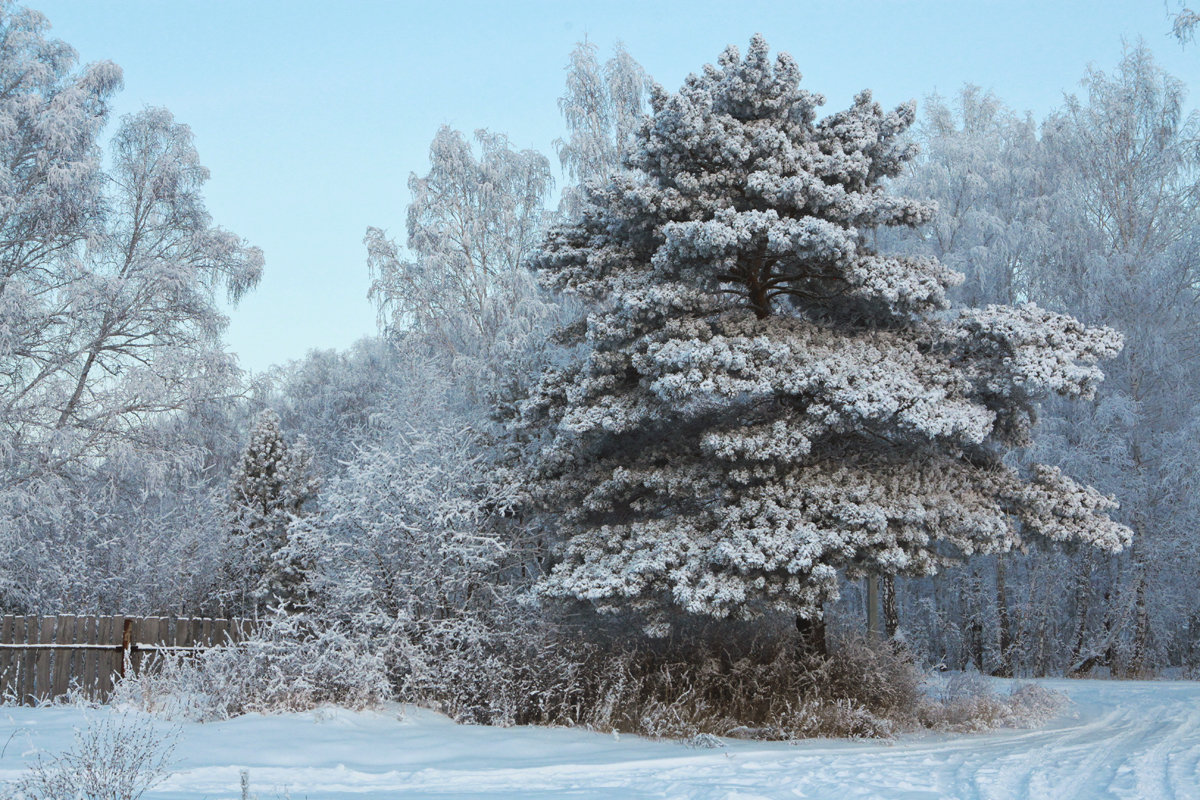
[34,616,55,702]
[16,616,34,703]
[0,615,13,699]
[176,617,192,653]
[9,616,22,702]
[52,615,76,698]
[211,618,229,647]
[68,615,84,694]
[131,617,150,675]
[78,616,98,699]
[97,615,115,700]
[0,615,14,701]
[200,617,213,649]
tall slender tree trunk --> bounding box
[1069,554,1092,675]
[882,575,899,639]
[1102,586,1119,675]
[866,576,880,639]
[1130,565,1151,676]
[1031,564,1049,677]
[995,555,1014,677]
[969,569,985,672]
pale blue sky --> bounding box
[32,1,1196,373]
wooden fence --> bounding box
[0,614,253,705]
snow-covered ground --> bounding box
[2,679,1199,799]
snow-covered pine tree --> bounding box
[227,410,320,614]
[518,36,1132,638]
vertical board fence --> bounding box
[0,614,254,705]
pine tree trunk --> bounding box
[866,576,880,639]
[1131,567,1150,676]
[795,615,827,657]
[882,575,899,639]
[995,555,1014,677]
[969,570,985,673]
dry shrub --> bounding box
[572,633,921,740]
[398,609,1067,741]
[399,614,930,740]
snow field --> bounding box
[3,678,1200,799]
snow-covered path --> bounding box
[2,679,1199,799]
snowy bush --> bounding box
[1,712,177,800]
[113,613,390,721]
[920,672,1067,731]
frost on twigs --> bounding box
[111,612,391,722]
[2,711,178,800]
[517,35,1130,634]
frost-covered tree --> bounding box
[317,419,516,625]
[518,36,1131,638]
[0,5,262,614]
[0,3,120,292]
[1,105,262,489]
[266,338,399,473]
[364,125,573,430]
[1029,44,1200,674]
[365,127,554,370]
[1171,4,1198,44]
[555,39,651,218]
[226,409,320,614]
[882,86,1053,669]
[888,87,1044,309]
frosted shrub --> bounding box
[390,604,605,727]
[921,671,1067,731]
[114,612,390,721]
[2,712,177,800]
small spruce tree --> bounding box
[227,410,320,614]
[519,36,1131,638]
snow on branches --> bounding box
[226,410,320,614]
[517,35,1130,633]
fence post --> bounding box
[118,618,132,679]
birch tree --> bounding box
[365,127,553,366]
[2,106,262,489]
[555,39,651,218]
[1031,44,1200,674]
